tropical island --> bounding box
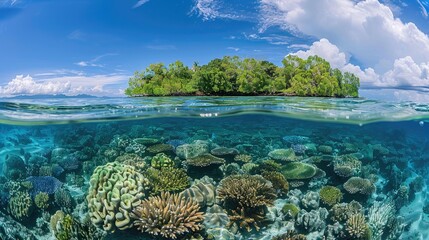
[125,55,360,97]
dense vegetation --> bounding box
[125,55,360,97]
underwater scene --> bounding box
[0,97,429,240]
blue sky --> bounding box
[1,0,429,101]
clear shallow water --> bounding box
[0,96,428,240]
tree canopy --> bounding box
[125,55,360,97]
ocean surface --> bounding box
[0,96,428,240]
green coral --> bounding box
[280,162,317,180]
[346,213,371,240]
[281,203,300,218]
[318,145,333,154]
[145,167,190,195]
[86,162,150,232]
[7,190,33,221]
[150,153,174,169]
[319,186,343,207]
[35,192,50,209]
[50,210,105,240]
[268,149,298,162]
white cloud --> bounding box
[227,47,240,52]
[291,38,379,86]
[192,0,250,21]
[0,75,71,95]
[133,0,150,9]
[258,0,429,89]
[0,73,129,97]
[260,0,429,73]
[291,38,429,88]
[417,0,429,17]
[75,53,117,68]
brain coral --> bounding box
[87,162,150,232]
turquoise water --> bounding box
[0,96,428,240]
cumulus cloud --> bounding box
[0,75,71,95]
[292,38,429,88]
[0,73,129,97]
[258,0,429,89]
[260,0,429,73]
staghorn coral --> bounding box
[217,174,276,232]
[131,192,204,239]
[150,153,174,169]
[87,162,150,232]
[145,167,190,195]
[346,213,370,239]
[343,177,375,195]
[217,175,276,209]
[7,190,33,221]
[319,186,343,207]
[368,200,395,240]
[262,171,289,194]
[280,162,317,180]
[35,192,50,209]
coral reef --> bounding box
[261,171,289,194]
[35,192,50,209]
[87,162,150,232]
[146,143,174,154]
[150,152,174,169]
[7,190,33,221]
[176,140,210,159]
[281,203,300,218]
[145,167,190,195]
[186,153,225,167]
[319,186,343,207]
[131,192,204,239]
[343,177,375,195]
[234,154,252,163]
[268,149,298,162]
[346,213,370,239]
[3,154,26,180]
[180,176,216,207]
[280,162,317,180]
[211,147,239,157]
[25,176,63,197]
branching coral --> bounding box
[330,200,362,223]
[334,154,362,178]
[217,175,276,209]
[319,186,343,207]
[145,167,190,195]
[234,154,252,163]
[217,174,276,232]
[131,192,204,239]
[368,200,395,240]
[87,162,150,232]
[346,213,370,239]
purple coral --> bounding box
[25,176,63,197]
